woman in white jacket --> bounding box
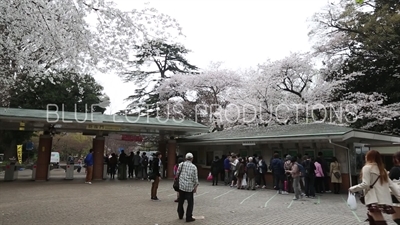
[349,150,400,225]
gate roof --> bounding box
[0,107,208,136]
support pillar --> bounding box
[167,140,176,179]
[36,135,52,181]
[158,137,167,177]
[92,136,105,180]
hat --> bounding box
[286,155,292,160]
[186,153,193,159]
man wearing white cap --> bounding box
[176,152,199,222]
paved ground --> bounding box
[0,177,398,225]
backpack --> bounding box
[296,162,305,176]
[141,156,148,166]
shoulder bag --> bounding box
[360,175,380,205]
[173,163,184,192]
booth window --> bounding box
[206,151,213,166]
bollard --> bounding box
[31,165,37,180]
[4,163,18,181]
[65,162,74,180]
[103,163,108,180]
[47,164,50,180]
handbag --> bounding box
[360,175,380,205]
[334,172,341,179]
[173,163,184,192]
[207,172,213,181]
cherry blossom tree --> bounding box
[157,62,241,127]
[309,0,400,133]
[0,0,182,106]
[217,53,323,127]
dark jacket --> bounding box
[218,158,225,172]
[271,158,284,175]
[237,162,246,178]
[318,157,329,176]
[257,160,267,174]
[109,156,118,166]
[128,154,134,165]
[303,159,316,177]
[211,160,220,175]
[119,153,127,164]
[246,162,256,179]
[152,158,161,177]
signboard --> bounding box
[121,135,143,142]
[17,144,23,164]
[26,141,34,151]
[86,124,121,131]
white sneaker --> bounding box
[262,185,266,189]
[87,182,92,185]
[282,191,289,195]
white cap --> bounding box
[186,153,193,159]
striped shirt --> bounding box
[177,161,199,192]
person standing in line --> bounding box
[177,153,199,223]
[150,151,162,201]
[133,151,141,179]
[128,152,134,178]
[330,157,342,194]
[223,155,231,185]
[108,153,118,179]
[211,156,220,186]
[140,152,149,180]
[219,155,226,183]
[84,149,94,184]
[303,156,316,198]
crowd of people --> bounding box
[80,147,400,224]
[204,152,342,200]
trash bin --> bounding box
[4,162,18,181]
[103,162,108,180]
[31,165,37,180]
[65,162,74,180]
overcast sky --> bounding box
[94,0,330,114]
